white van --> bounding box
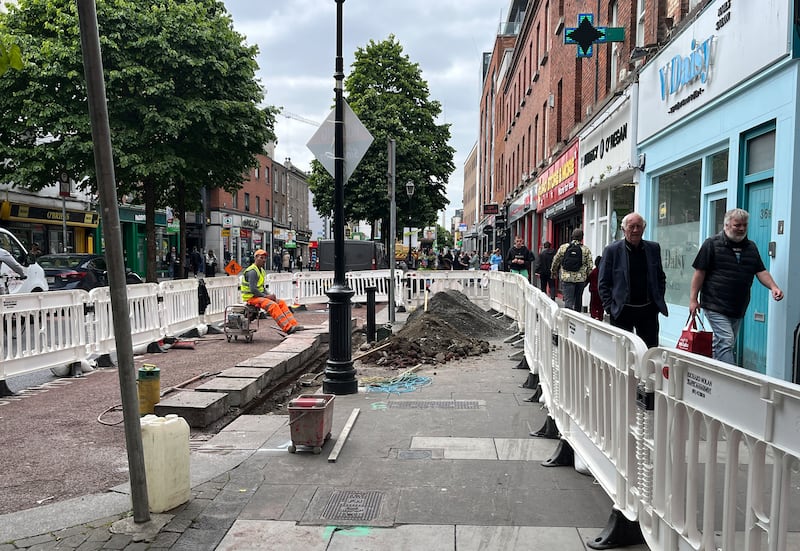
[0,227,48,294]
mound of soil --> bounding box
[407,289,516,339]
[357,289,514,370]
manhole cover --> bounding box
[398,449,432,460]
[321,490,383,521]
[388,400,483,410]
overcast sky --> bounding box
[222,0,508,226]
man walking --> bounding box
[534,241,556,299]
[551,229,592,311]
[689,208,783,364]
[598,213,668,348]
[505,235,535,280]
[240,249,303,334]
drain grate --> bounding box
[388,399,484,410]
[321,490,383,521]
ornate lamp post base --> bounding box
[323,283,358,394]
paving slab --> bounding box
[154,390,228,428]
[236,352,295,378]
[217,367,271,391]
[223,414,288,434]
[216,520,329,551]
[195,377,259,407]
[328,524,455,550]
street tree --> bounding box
[0,0,274,281]
[308,35,454,248]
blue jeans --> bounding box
[704,309,742,365]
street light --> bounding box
[406,180,415,267]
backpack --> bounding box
[561,242,583,272]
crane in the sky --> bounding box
[278,110,320,127]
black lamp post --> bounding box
[406,180,414,267]
[323,0,358,395]
[288,212,294,271]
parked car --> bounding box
[37,253,143,291]
[0,227,49,294]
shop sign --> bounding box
[241,218,260,229]
[221,228,231,237]
[239,228,251,238]
[483,203,499,215]
[2,201,100,227]
[537,142,579,212]
[544,195,577,219]
[166,219,180,234]
[638,0,789,142]
[222,215,233,228]
[509,188,534,222]
[578,96,632,192]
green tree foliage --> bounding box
[0,0,274,281]
[436,224,452,250]
[308,35,454,245]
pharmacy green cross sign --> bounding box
[564,13,624,58]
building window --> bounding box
[265,167,270,183]
[265,199,271,217]
[709,150,729,185]
[609,0,619,91]
[231,192,238,209]
[244,193,250,212]
[652,159,702,307]
[254,166,260,180]
[255,196,260,214]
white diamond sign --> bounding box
[307,100,374,182]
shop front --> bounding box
[637,0,794,379]
[577,89,638,258]
[117,206,169,278]
[537,141,582,250]
[0,200,99,254]
[507,187,536,251]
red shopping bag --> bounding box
[676,314,713,357]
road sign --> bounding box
[224,260,242,276]
[307,100,374,182]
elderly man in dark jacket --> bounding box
[599,212,668,348]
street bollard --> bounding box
[366,286,376,342]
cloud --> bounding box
[223,0,506,223]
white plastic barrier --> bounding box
[347,269,394,303]
[201,277,240,325]
[402,270,493,310]
[294,271,335,306]
[89,283,164,356]
[552,309,649,523]
[638,347,800,551]
[158,279,199,337]
[264,272,296,303]
[1,290,89,381]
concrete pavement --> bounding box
[0,306,650,551]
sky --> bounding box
[222,0,509,230]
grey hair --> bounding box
[621,212,646,229]
[724,208,749,225]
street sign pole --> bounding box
[322,0,358,395]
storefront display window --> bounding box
[710,150,728,185]
[610,185,635,240]
[653,160,701,306]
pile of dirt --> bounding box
[356,290,515,370]
[407,289,516,339]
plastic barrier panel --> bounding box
[202,277,240,325]
[89,283,163,356]
[1,290,88,381]
[640,347,800,551]
[553,309,649,523]
[158,279,199,337]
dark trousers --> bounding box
[538,274,556,300]
[561,281,585,312]
[610,303,660,348]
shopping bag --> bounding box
[676,314,713,357]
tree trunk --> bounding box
[144,183,158,283]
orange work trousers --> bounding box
[246,296,298,333]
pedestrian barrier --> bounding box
[90,283,163,356]
[2,269,799,550]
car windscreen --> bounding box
[38,256,91,269]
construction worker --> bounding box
[240,249,303,334]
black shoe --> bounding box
[286,325,305,335]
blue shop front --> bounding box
[636,0,799,380]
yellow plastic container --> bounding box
[140,414,190,513]
[137,364,160,415]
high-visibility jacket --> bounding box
[239,264,267,301]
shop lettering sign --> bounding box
[658,36,713,103]
[537,142,579,211]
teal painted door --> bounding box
[741,181,772,373]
